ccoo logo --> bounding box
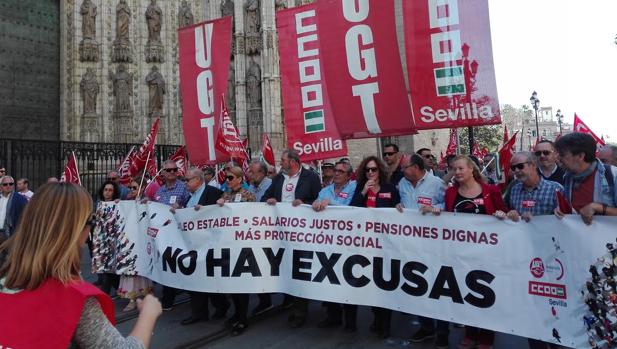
[530,257,545,278]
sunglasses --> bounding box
[510,162,528,171]
[164,168,178,173]
[366,167,379,173]
[422,154,433,159]
[1,182,14,187]
[107,177,118,181]
[226,175,236,181]
[383,152,397,157]
[534,150,552,157]
[129,186,139,190]
[0,169,5,173]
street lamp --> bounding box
[555,109,563,135]
[530,91,540,141]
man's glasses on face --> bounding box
[129,186,139,190]
[422,154,432,159]
[510,162,528,171]
[1,182,14,187]
[164,168,178,173]
[107,177,119,181]
[383,152,397,157]
[534,150,553,157]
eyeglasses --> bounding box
[534,150,553,157]
[129,186,139,190]
[383,152,397,157]
[365,167,378,173]
[422,154,433,159]
[510,162,528,171]
[107,177,118,181]
[1,182,14,186]
[334,169,346,174]
[226,175,236,181]
[164,168,178,173]
[0,169,5,173]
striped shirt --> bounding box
[508,178,563,215]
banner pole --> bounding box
[137,150,152,199]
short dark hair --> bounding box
[536,139,556,150]
[416,148,431,155]
[250,160,268,175]
[555,133,596,163]
[445,154,456,165]
[282,149,301,165]
[409,154,425,171]
[203,167,215,177]
[383,143,399,152]
[17,178,29,185]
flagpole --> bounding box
[137,150,152,199]
[72,151,82,186]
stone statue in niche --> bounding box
[145,0,164,62]
[112,0,132,62]
[226,64,236,122]
[79,0,99,61]
[244,0,262,55]
[80,68,99,117]
[246,61,262,108]
[221,0,234,19]
[146,66,166,118]
[178,1,194,28]
[109,64,133,116]
[275,0,287,10]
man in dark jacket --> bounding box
[0,175,28,241]
[179,167,229,325]
[261,149,321,328]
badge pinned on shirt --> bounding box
[234,193,242,203]
[522,200,536,208]
[417,197,432,206]
[338,192,349,199]
[378,192,392,199]
[285,183,294,192]
[169,195,177,204]
[473,198,484,206]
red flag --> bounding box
[261,133,276,166]
[60,152,81,185]
[446,128,458,155]
[498,131,519,180]
[242,138,249,151]
[215,97,248,161]
[556,190,572,214]
[168,146,188,178]
[573,113,605,146]
[217,166,226,185]
[472,142,483,159]
[117,146,136,185]
[503,125,509,145]
[130,118,159,178]
[438,151,446,171]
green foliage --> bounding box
[458,125,502,155]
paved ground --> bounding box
[82,248,534,349]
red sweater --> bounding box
[445,182,507,215]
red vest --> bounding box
[0,278,115,349]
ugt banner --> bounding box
[178,17,232,165]
[403,0,501,130]
[316,0,416,138]
[111,201,614,348]
[276,4,348,161]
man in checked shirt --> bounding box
[506,151,564,222]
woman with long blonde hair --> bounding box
[0,183,161,348]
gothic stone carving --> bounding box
[145,0,164,63]
[112,0,132,62]
[221,0,234,19]
[226,63,236,123]
[79,0,99,62]
[246,60,262,109]
[80,68,99,117]
[146,66,166,118]
[178,1,194,28]
[109,64,133,117]
[244,0,262,55]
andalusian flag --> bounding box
[304,110,325,133]
[434,66,465,96]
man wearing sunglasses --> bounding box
[416,148,446,179]
[383,144,404,185]
[534,140,565,185]
[505,152,564,224]
[554,133,617,225]
[0,175,28,242]
[107,170,130,199]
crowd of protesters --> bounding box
[0,132,616,348]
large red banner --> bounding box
[178,17,232,165]
[316,0,415,138]
[403,0,501,130]
[276,4,348,161]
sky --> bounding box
[488,0,617,143]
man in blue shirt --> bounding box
[506,151,564,222]
[248,160,272,202]
[396,154,445,212]
[311,161,358,332]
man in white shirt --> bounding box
[16,178,34,200]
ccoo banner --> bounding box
[316,0,416,139]
[178,17,232,165]
[112,201,614,348]
[403,0,501,130]
[276,4,348,161]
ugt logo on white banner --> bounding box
[195,23,216,161]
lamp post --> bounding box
[555,109,563,135]
[529,91,540,141]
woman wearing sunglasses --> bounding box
[118,179,153,312]
[216,166,256,336]
[0,183,161,348]
[350,155,400,339]
[440,155,507,349]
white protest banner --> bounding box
[110,201,616,348]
